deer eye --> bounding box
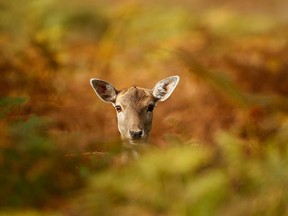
[115,105,122,113]
[147,104,155,112]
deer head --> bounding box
[90,76,179,145]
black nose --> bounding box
[129,130,143,139]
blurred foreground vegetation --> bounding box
[1,0,288,215]
[71,134,288,216]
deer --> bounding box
[90,75,179,157]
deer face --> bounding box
[114,86,155,144]
[90,76,179,145]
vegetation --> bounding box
[1,0,288,215]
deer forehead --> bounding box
[116,86,155,109]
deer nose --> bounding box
[129,130,143,139]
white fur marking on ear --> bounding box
[153,75,180,102]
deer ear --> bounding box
[152,75,180,102]
[90,78,118,103]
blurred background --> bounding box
[1,0,288,215]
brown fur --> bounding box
[90,76,179,146]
